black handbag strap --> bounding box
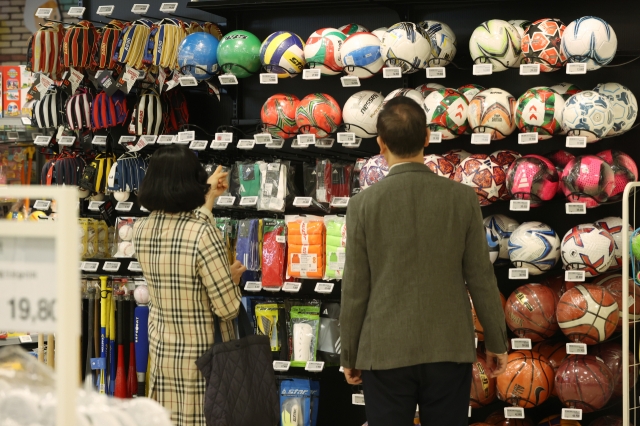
[213,303,254,344]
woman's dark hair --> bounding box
[137,145,209,213]
[376,97,427,157]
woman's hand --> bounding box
[204,166,229,211]
[230,260,247,285]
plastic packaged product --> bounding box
[258,162,287,212]
[255,303,283,352]
[318,303,341,363]
[96,220,110,258]
[215,217,238,265]
[79,218,99,259]
[236,161,262,198]
[280,379,313,426]
[286,215,325,279]
[262,219,286,288]
[324,215,346,280]
[235,219,261,271]
[352,158,367,196]
[310,380,320,426]
[303,162,330,213]
[113,217,137,258]
[315,159,353,205]
[289,304,321,367]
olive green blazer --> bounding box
[340,162,508,370]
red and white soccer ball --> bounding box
[443,149,471,167]
[452,153,507,206]
[491,150,521,200]
[359,155,389,189]
[594,217,632,270]
[423,154,455,178]
[561,224,616,277]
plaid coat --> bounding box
[133,207,242,426]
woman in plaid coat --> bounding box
[133,146,246,426]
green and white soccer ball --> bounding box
[508,19,531,67]
[469,19,522,72]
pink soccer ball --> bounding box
[506,154,559,207]
[596,149,638,201]
[561,155,616,208]
[545,150,576,196]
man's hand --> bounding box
[204,166,229,210]
[230,260,246,285]
[485,350,508,377]
[343,368,362,385]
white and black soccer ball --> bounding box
[381,22,432,73]
[342,91,384,138]
[469,19,522,72]
[485,225,500,264]
[594,216,632,270]
[383,88,425,108]
[418,20,457,66]
[416,83,446,98]
[561,16,617,71]
[562,90,614,142]
[561,223,615,277]
[508,19,531,66]
[593,82,638,136]
[508,221,561,275]
[483,214,520,261]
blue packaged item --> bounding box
[280,378,312,426]
[310,380,320,426]
[235,219,260,271]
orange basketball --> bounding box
[591,271,619,286]
[505,284,559,341]
[485,410,534,426]
[555,355,614,412]
[602,275,640,332]
[470,290,506,341]
[470,352,496,408]
[557,284,619,344]
[533,339,567,397]
[496,350,555,408]
[542,273,568,298]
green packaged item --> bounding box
[324,215,346,280]
[289,304,321,367]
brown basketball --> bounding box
[555,355,614,412]
[505,284,559,341]
[591,271,619,286]
[556,284,619,344]
[589,341,637,398]
[533,339,568,397]
[542,273,570,298]
[588,415,627,426]
[485,410,534,426]
[602,275,640,332]
[470,352,496,408]
[496,350,555,408]
[469,290,506,342]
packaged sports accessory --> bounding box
[315,159,353,204]
[92,91,129,130]
[79,152,116,194]
[95,20,125,70]
[63,20,100,70]
[324,216,346,280]
[65,88,93,131]
[255,303,282,352]
[113,19,153,70]
[26,22,65,79]
[262,219,286,288]
[214,217,238,265]
[286,215,325,279]
[236,161,262,198]
[114,217,138,258]
[143,18,187,69]
[280,379,313,426]
[235,219,261,271]
[318,303,341,363]
[129,90,164,135]
[303,162,330,212]
[289,304,320,367]
[33,89,64,129]
[258,162,287,212]
[161,88,189,133]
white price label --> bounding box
[469,406,472,417]
[473,63,493,75]
[35,8,53,17]
[259,73,278,84]
[566,136,587,148]
[218,74,239,85]
[19,335,33,343]
[343,137,362,148]
[276,235,286,244]
[337,132,356,144]
[33,200,51,211]
[282,282,302,293]
[519,63,540,75]
[115,202,134,212]
[566,63,587,75]
[426,67,446,78]
[96,5,115,15]
[240,196,258,206]
[565,270,586,282]
[518,133,538,144]
[303,69,321,80]
[67,6,86,17]
[297,134,316,145]
[266,139,285,149]
[509,268,529,280]
[352,394,365,405]
[561,408,582,420]
[237,139,255,149]
[315,282,335,294]
[92,135,107,145]
[159,2,178,12]
[316,138,335,148]
[429,132,442,143]
[7,132,18,141]
[331,197,350,208]
[103,262,121,272]
[131,4,150,14]
[254,133,273,144]
[214,132,233,143]
[34,135,52,146]
[510,200,530,211]
[244,281,262,292]
[341,76,361,87]
[566,343,587,355]
[566,203,586,214]
[139,135,157,145]
[511,338,532,350]
[157,135,175,144]
[305,361,324,372]
[216,196,236,206]
[88,201,104,211]
[471,133,491,145]
[118,136,136,144]
[273,360,291,371]
[179,76,198,87]
[177,131,195,143]
[140,206,149,213]
[189,140,208,150]
[383,67,402,78]
[293,197,313,207]
[58,136,76,146]
[81,262,99,272]
[128,262,142,272]
[210,141,229,150]
[21,116,32,125]
[504,407,525,419]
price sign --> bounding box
[34,135,52,146]
[179,76,198,87]
[331,197,350,208]
[67,7,86,17]
[7,132,18,141]
[210,141,229,150]
[139,135,157,145]
[128,262,142,272]
[92,135,107,145]
[337,132,356,144]
[429,132,442,143]
[511,338,532,350]
[519,64,540,75]
[473,63,493,75]
[244,281,262,292]
[341,76,361,87]
[566,136,587,148]
[305,361,325,372]
[81,262,100,272]
[266,139,285,149]
[254,133,273,144]
[276,236,286,244]
[237,139,255,149]
[103,262,121,272]
[343,138,362,148]
[566,63,587,75]
[504,407,525,419]
[115,202,134,212]
[157,135,175,144]
[510,200,530,211]
[426,67,446,79]
[273,360,291,371]
[189,140,207,150]
[566,203,586,214]
[471,133,491,145]
[316,138,334,148]
[282,282,302,293]
[565,270,586,282]
[469,406,472,417]
[561,409,582,420]
[216,196,236,206]
[259,73,278,84]
[88,201,104,211]
[159,2,178,12]
[118,136,136,144]
[35,8,53,17]
[214,132,233,143]
[218,74,239,85]
[509,268,529,280]
[383,67,402,78]
[297,134,316,145]
[566,343,587,355]
[518,133,538,144]
[315,282,335,294]
[96,5,114,16]
[21,117,32,126]
[263,286,281,293]
[33,200,51,211]
[58,136,76,146]
[293,197,313,207]
[19,335,33,343]
[240,196,258,206]
[352,394,365,405]
[177,131,195,143]
[131,4,150,14]
[303,69,321,80]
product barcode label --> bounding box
[19,335,33,343]
[189,140,208,150]
[159,2,178,12]
[88,201,104,211]
[58,136,76,146]
[216,196,236,206]
[471,133,491,145]
[103,262,121,272]
[565,203,586,214]
[316,138,334,148]
[218,74,239,85]
[115,202,134,212]
[504,407,525,419]
[254,133,273,144]
[518,133,538,144]
[282,282,302,293]
[273,361,291,371]
[341,76,361,87]
[177,131,195,143]
[509,268,529,280]
[35,8,53,17]
[276,235,286,244]
[157,135,175,144]
[139,135,157,145]
[34,135,52,146]
[179,76,198,87]
[128,262,142,272]
[210,141,229,150]
[244,281,262,292]
[352,394,365,405]
[21,116,32,125]
[67,7,86,17]
[343,138,362,148]
[297,134,316,145]
[131,4,150,14]
[237,139,255,149]
[33,200,51,211]
[566,136,587,148]
[92,135,107,145]
[293,197,313,207]
[240,196,258,206]
[561,408,582,420]
[81,262,99,272]
[259,73,278,84]
[511,338,532,350]
[519,64,540,75]
[305,361,324,372]
[426,67,446,78]
[303,69,321,80]
[214,132,233,143]
[565,270,585,282]
[266,139,285,149]
[119,136,136,144]
[469,406,472,417]
[429,132,442,143]
[315,282,335,294]
[566,343,587,355]
[510,200,530,211]
[337,132,356,144]
[383,67,402,78]
[96,5,115,15]
[331,197,350,208]
[566,63,587,75]
[473,63,493,75]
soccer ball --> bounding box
[416,83,446,98]
[483,214,520,262]
[469,20,522,72]
[561,224,615,277]
[341,32,384,78]
[561,16,617,71]
[562,91,614,142]
[506,155,559,207]
[521,18,566,72]
[359,155,389,189]
[508,221,561,275]
[508,20,531,66]
[593,82,638,136]
[381,22,431,73]
[423,154,455,178]
[304,28,346,76]
[260,93,300,139]
[545,150,576,195]
[339,23,369,36]
[595,216,632,270]
[418,20,457,66]
[383,88,425,107]
[550,82,582,100]
[561,155,616,207]
[443,149,471,167]
[486,225,500,264]
[452,153,506,206]
[457,84,485,103]
[423,88,469,139]
[468,88,517,140]
[259,31,305,77]
[515,87,565,139]
[372,27,387,42]
[596,149,638,200]
[295,93,342,138]
[342,91,384,138]
[491,150,522,199]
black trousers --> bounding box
[362,362,472,426]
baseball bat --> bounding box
[85,287,95,384]
[134,305,149,397]
[98,276,108,394]
[108,290,116,395]
[127,297,138,397]
[115,296,127,398]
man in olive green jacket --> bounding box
[340,97,508,426]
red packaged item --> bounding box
[262,219,286,288]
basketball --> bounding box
[469,290,484,341]
[295,93,342,138]
[602,275,640,331]
[304,28,346,76]
[533,340,567,371]
[259,31,306,77]
[260,93,300,139]
[505,284,559,341]
[470,352,496,408]
[588,416,629,426]
[557,284,619,344]
[589,341,637,397]
[537,415,581,426]
[555,355,615,412]
[496,350,555,408]
[596,150,638,202]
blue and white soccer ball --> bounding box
[341,32,384,78]
[485,225,500,264]
[381,22,432,73]
[561,90,614,142]
[483,214,520,262]
[593,82,638,136]
[418,20,457,66]
[508,221,561,275]
[561,16,617,71]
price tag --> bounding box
[131,4,150,14]
[35,8,53,17]
[115,202,134,212]
[426,67,446,79]
[266,139,285,149]
[282,282,302,293]
[566,136,587,148]
[383,67,402,78]
[244,281,262,292]
[469,406,472,417]
[473,64,493,75]
[240,196,258,206]
[297,134,316,145]
[237,139,255,149]
[316,138,335,148]
[561,408,582,420]
[509,268,529,280]
[511,338,532,350]
[315,282,335,294]
[19,335,33,343]
[177,131,195,143]
[139,135,157,145]
[189,140,208,150]
[157,135,175,144]
[81,262,100,272]
[352,394,365,405]
[179,76,198,87]
[33,200,51,211]
[7,132,18,141]
[159,2,178,12]
[471,133,491,145]
[259,73,278,84]
[118,136,136,144]
[293,197,313,207]
[303,69,321,80]
[343,137,362,148]
[21,116,32,126]
[140,206,149,213]
[566,343,587,355]
[96,5,115,16]
[214,132,233,143]
[273,360,291,371]
[429,132,442,143]
[518,133,538,144]
[331,197,350,208]
[92,135,107,145]
[337,132,356,144]
[504,407,525,419]
[566,63,587,75]
[519,63,540,75]
[218,74,239,85]
[103,262,121,272]
[305,361,325,372]
[67,6,86,17]
[128,262,142,272]
[254,133,273,144]
[34,135,52,146]
[216,196,236,206]
[475,337,478,348]
[565,270,586,282]
[565,203,586,214]
[58,136,76,146]
[341,76,361,87]
[210,141,229,150]
[88,201,104,211]
[510,200,530,211]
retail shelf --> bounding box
[0,334,39,348]
[187,0,374,15]
[80,258,144,276]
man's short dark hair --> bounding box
[376,97,427,157]
[137,145,209,213]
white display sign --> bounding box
[566,136,587,148]
[159,2,178,12]
[565,270,586,282]
[303,69,321,80]
[519,64,540,75]
[383,67,402,78]
[92,135,107,146]
[219,74,239,85]
[510,200,530,211]
[178,131,195,143]
[352,394,365,405]
[561,408,582,420]
[509,268,529,279]
[237,139,255,149]
[293,197,313,207]
[244,281,262,292]
[273,361,291,371]
[341,76,361,87]
[67,7,86,17]
[566,343,587,355]
[282,282,302,293]
[214,132,233,143]
[504,407,525,419]
[518,133,538,144]
[337,132,356,144]
[314,282,335,294]
[471,133,491,145]
[131,4,150,14]
[305,361,324,372]
[429,132,442,143]
[254,133,273,144]
[259,73,278,84]
[566,63,587,75]
[566,203,586,214]
[426,67,446,78]
[511,338,532,350]
[473,63,493,75]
